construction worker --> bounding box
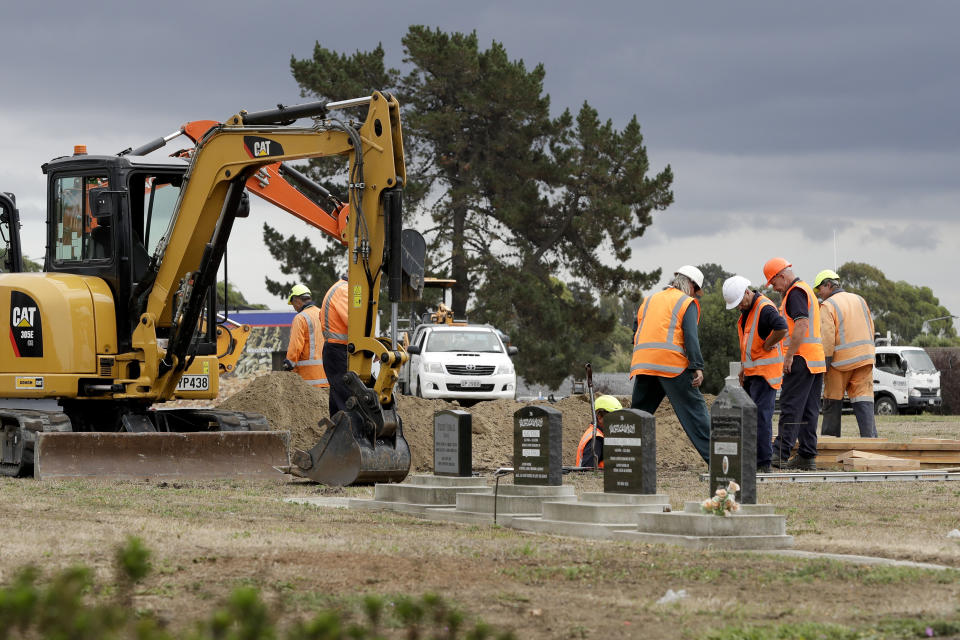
[763,258,826,471]
[629,265,711,464]
[814,269,878,438]
[576,395,622,468]
[722,275,788,473]
[283,284,327,388]
[320,275,350,417]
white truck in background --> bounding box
[400,323,518,405]
[873,341,942,415]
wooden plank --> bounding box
[911,438,960,444]
[817,441,960,451]
[836,450,906,463]
[843,458,922,471]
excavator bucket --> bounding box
[291,411,411,486]
[34,431,290,480]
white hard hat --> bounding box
[674,265,704,289]
[722,275,751,309]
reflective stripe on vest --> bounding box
[322,279,349,343]
[780,280,826,373]
[823,291,875,370]
[738,294,784,389]
[291,304,329,387]
[630,288,699,378]
[576,426,603,468]
[295,305,323,367]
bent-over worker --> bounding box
[814,269,877,438]
[576,395,623,468]
[722,275,788,474]
[283,284,327,388]
[629,265,711,464]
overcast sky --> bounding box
[2,1,958,331]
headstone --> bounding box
[513,405,562,486]
[433,410,472,477]
[709,383,757,504]
[602,409,657,494]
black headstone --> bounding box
[709,383,758,504]
[434,410,472,477]
[603,408,657,494]
[513,405,562,486]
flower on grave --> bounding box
[701,480,741,516]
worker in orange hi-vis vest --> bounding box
[629,265,711,464]
[320,275,350,417]
[722,275,788,474]
[814,269,877,439]
[283,284,327,388]
[763,258,826,471]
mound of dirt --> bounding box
[216,372,708,472]
[217,372,328,450]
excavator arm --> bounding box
[131,92,414,483]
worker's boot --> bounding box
[853,402,878,438]
[784,455,817,471]
[820,398,842,437]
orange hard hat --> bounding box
[763,257,791,285]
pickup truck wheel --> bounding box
[874,396,898,416]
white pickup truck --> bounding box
[873,345,941,415]
[400,324,518,404]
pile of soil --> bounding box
[216,372,707,472]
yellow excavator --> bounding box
[0,92,419,484]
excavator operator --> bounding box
[284,284,328,388]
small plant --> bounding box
[701,481,741,516]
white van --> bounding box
[402,324,518,403]
[873,346,941,415]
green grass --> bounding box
[705,617,960,640]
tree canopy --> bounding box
[837,262,956,344]
[266,26,674,386]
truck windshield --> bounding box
[426,330,503,353]
[902,350,937,373]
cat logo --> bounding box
[243,136,284,159]
[12,306,36,328]
[10,291,43,357]
[15,376,44,390]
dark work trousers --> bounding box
[631,370,710,463]
[772,356,823,462]
[743,375,777,467]
[322,342,350,418]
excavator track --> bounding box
[0,409,72,477]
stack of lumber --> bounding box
[814,437,960,471]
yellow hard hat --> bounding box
[813,269,840,288]
[287,283,311,304]
[594,395,622,413]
